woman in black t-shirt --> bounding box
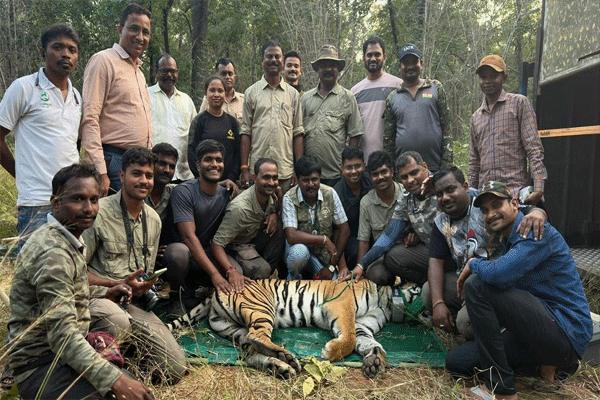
[188,76,241,182]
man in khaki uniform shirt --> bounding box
[240,40,304,194]
[356,151,404,283]
[82,147,186,383]
[211,158,285,278]
[302,45,364,187]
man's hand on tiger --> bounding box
[211,273,234,295]
[228,268,251,293]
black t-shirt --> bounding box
[333,175,373,237]
[188,111,240,181]
[170,179,230,249]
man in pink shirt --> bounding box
[80,3,153,197]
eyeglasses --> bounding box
[125,25,151,38]
[159,68,179,75]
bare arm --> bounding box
[87,268,155,298]
[240,135,252,187]
[178,221,233,294]
[348,136,360,148]
[357,240,369,266]
[428,257,454,332]
[293,134,304,161]
[0,126,15,177]
[210,242,250,293]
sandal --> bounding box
[1,368,14,390]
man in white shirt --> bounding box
[0,24,82,243]
[148,54,196,181]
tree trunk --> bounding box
[515,0,524,94]
[191,0,208,105]
[163,0,175,54]
[387,0,400,60]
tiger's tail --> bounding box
[166,296,212,332]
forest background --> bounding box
[0,0,540,235]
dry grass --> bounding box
[1,150,600,399]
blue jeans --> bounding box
[104,149,123,195]
[17,205,51,249]
[285,242,337,280]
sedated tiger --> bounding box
[167,278,420,378]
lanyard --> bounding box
[35,71,79,105]
[303,201,320,235]
[120,196,149,272]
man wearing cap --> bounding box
[424,167,548,340]
[447,181,591,400]
[351,36,402,161]
[469,54,547,206]
[302,45,364,187]
[383,43,452,173]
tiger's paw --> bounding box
[268,357,299,379]
[277,350,302,374]
[362,347,386,378]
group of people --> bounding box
[0,3,593,400]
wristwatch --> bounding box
[328,265,337,273]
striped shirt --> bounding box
[469,90,547,197]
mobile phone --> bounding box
[144,267,168,281]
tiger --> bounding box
[167,278,420,379]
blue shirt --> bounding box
[470,212,593,357]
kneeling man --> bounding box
[211,158,285,286]
[283,156,350,280]
[448,181,592,400]
[8,164,153,399]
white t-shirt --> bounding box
[148,84,197,181]
[351,73,402,161]
[0,68,82,206]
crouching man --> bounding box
[282,156,350,280]
[448,181,593,400]
[82,147,186,383]
[8,163,153,399]
[211,158,285,287]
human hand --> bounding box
[517,208,546,241]
[317,266,334,280]
[111,374,154,400]
[432,302,454,333]
[337,265,351,281]
[211,272,234,295]
[403,232,419,247]
[220,179,240,199]
[343,264,364,282]
[100,174,111,198]
[240,170,252,189]
[420,175,434,198]
[524,190,543,206]
[106,283,132,306]
[264,213,277,236]
[227,269,251,293]
[323,237,337,258]
[124,268,158,297]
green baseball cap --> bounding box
[474,181,512,207]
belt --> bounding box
[102,144,127,156]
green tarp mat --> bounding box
[176,320,447,368]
